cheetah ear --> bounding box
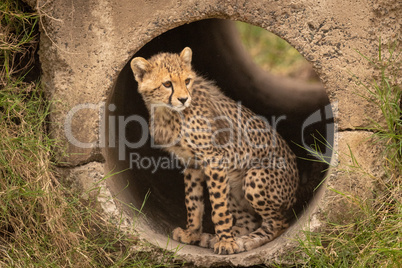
[130,57,151,82]
[180,47,192,67]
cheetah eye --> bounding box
[185,78,191,85]
[162,81,172,88]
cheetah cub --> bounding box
[131,47,299,255]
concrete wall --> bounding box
[29,0,401,266]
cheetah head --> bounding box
[130,47,195,111]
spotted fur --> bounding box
[131,47,299,254]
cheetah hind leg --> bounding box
[197,199,261,249]
[197,218,260,250]
[172,228,218,249]
[198,233,218,249]
[235,211,288,252]
[230,200,261,237]
[236,168,295,252]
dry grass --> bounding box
[0,1,179,267]
[0,0,38,82]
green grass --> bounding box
[0,0,38,80]
[1,1,401,266]
[236,22,318,81]
[354,39,402,173]
[293,39,401,267]
[0,1,180,267]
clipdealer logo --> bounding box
[64,101,337,170]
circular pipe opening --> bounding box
[106,19,334,265]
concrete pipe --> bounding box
[32,0,399,266]
[107,19,331,265]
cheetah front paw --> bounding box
[213,239,242,255]
[172,227,201,245]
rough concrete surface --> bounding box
[27,0,401,266]
[32,0,401,165]
[58,162,123,220]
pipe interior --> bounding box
[106,19,333,239]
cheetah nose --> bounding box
[178,97,188,104]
